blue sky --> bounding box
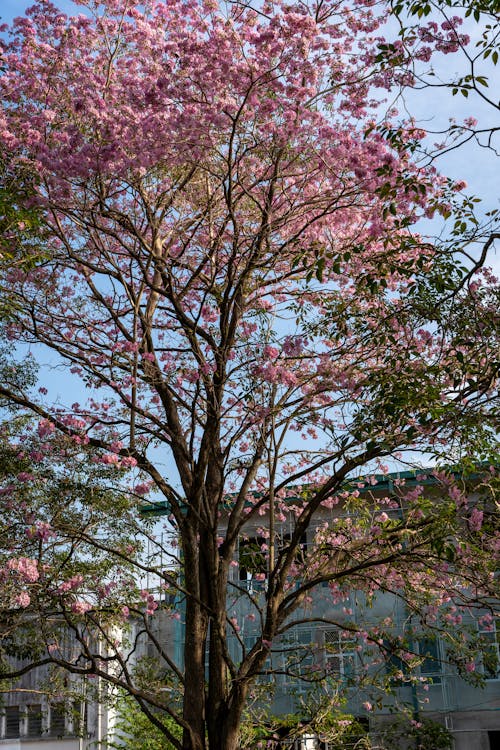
[1,0,76,19]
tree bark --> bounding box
[209,684,249,750]
[182,530,209,750]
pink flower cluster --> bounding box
[5,557,39,582]
[57,574,84,593]
[14,591,31,608]
[141,589,158,615]
[26,521,54,541]
[71,600,92,615]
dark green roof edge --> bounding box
[139,465,492,517]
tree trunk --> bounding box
[208,684,248,750]
[182,596,208,750]
[182,530,209,750]
[207,618,226,745]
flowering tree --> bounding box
[0,1,499,749]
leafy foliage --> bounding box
[374,715,453,750]
[106,696,181,750]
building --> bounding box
[0,629,121,749]
[0,672,102,749]
[215,470,500,750]
[139,468,500,748]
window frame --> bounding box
[323,629,357,683]
[479,620,500,681]
[4,705,20,739]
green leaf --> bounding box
[316,257,325,282]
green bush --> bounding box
[106,697,181,750]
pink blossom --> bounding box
[468,508,483,532]
[71,600,92,614]
[282,336,305,357]
[0,0,494,715]
[14,591,31,608]
[100,453,120,465]
[57,574,84,593]
[121,456,138,467]
[33,521,54,541]
[6,557,39,582]
[133,482,151,495]
[201,306,219,322]
[263,345,280,360]
[37,419,55,439]
[17,472,35,482]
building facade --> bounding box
[0,677,102,749]
[218,471,500,750]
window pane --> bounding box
[50,703,66,737]
[239,537,267,580]
[72,701,87,735]
[5,706,20,739]
[324,630,356,681]
[480,623,500,679]
[419,638,442,684]
[27,704,43,737]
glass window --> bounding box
[5,706,20,739]
[72,701,87,735]
[239,537,267,589]
[297,629,315,678]
[480,621,500,680]
[383,639,409,686]
[324,630,356,681]
[237,634,276,684]
[27,703,43,736]
[418,638,442,684]
[50,703,66,737]
[243,634,257,653]
[280,629,318,690]
[279,532,308,564]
